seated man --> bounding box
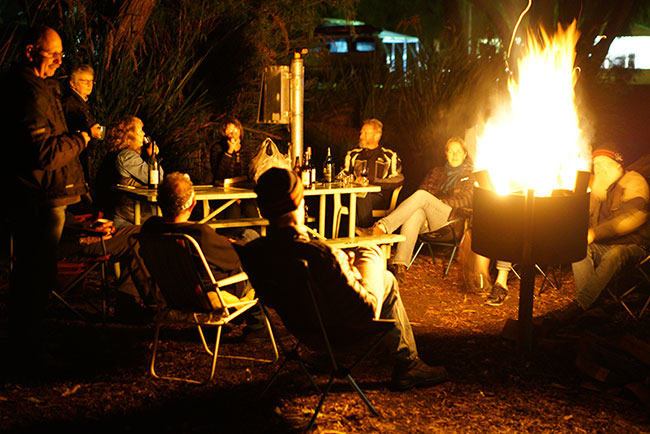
[342,119,404,231]
[544,144,650,325]
[140,172,258,310]
[243,167,448,391]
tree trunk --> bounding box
[103,0,156,73]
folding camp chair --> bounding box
[408,218,466,277]
[507,263,560,295]
[607,254,650,320]
[130,232,278,384]
[236,247,394,431]
[53,224,114,322]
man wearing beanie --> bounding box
[241,167,449,391]
[544,143,650,326]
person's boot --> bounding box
[546,300,584,325]
[391,357,449,391]
[388,263,407,283]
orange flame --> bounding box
[475,21,591,196]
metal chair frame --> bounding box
[607,254,650,320]
[130,232,278,383]
[408,218,465,277]
[244,257,394,431]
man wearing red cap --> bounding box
[242,167,449,391]
[545,143,650,325]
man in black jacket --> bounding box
[2,25,90,370]
[141,172,258,314]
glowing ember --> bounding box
[475,21,591,196]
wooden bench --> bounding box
[206,216,317,235]
[207,217,269,231]
[325,233,405,263]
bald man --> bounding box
[2,25,90,370]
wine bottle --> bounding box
[323,147,334,183]
[301,147,314,187]
[148,139,160,189]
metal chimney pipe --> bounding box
[290,51,305,163]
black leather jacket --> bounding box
[2,65,88,207]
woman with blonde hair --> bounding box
[359,137,474,282]
[98,116,163,227]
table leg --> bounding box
[203,199,209,220]
[349,193,357,239]
[332,193,342,238]
[134,201,141,225]
[318,195,326,236]
[199,199,237,224]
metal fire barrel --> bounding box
[471,186,589,265]
[471,185,589,355]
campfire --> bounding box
[474,21,591,196]
[471,21,592,352]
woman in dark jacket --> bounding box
[209,117,258,219]
[363,137,474,279]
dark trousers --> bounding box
[356,192,387,228]
[9,203,67,360]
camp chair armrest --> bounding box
[371,318,396,323]
[419,218,463,237]
[65,226,111,237]
[215,271,249,288]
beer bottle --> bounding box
[233,152,242,177]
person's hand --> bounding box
[90,123,105,140]
[227,137,241,154]
[80,131,91,146]
[91,218,116,239]
[347,250,356,265]
[587,228,595,244]
[146,140,159,157]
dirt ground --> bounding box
[0,249,649,434]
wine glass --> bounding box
[354,160,369,186]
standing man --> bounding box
[544,144,650,326]
[2,25,90,369]
[343,119,404,231]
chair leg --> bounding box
[261,304,279,362]
[150,323,162,379]
[443,245,458,277]
[307,374,336,431]
[346,374,380,415]
[208,325,223,382]
[408,241,424,269]
[639,296,650,318]
[262,342,321,397]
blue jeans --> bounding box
[572,242,647,309]
[353,244,418,363]
[378,190,452,266]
